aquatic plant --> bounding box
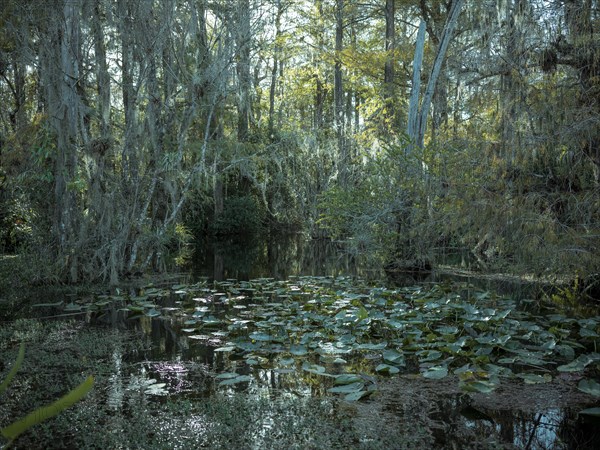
[0,343,94,448]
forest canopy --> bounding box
[0,0,599,284]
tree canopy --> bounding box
[0,0,599,283]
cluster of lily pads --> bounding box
[37,276,600,401]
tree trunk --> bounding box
[407,0,464,152]
[334,0,347,185]
[499,0,527,163]
[383,0,395,122]
[269,0,283,138]
[92,0,111,137]
[236,0,252,142]
[53,1,82,282]
[406,21,426,153]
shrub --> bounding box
[212,195,265,236]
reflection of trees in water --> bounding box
[193,236,367,280]
[426,396,596,449]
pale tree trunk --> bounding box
[407,0,464,152]
[334,0,347,185]
[400,0,463,266]
[499,0,527,163]
[237,0,252,142]
[92,0,111,137]
[406,21,426,152]
[313,0,325,134]
[419,1,449,140]
[383,0,395,123]
[269,0,283,138]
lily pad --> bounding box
[422,366,448,379]
[578,379,600,397]
[289,345,308,356]
[579,407,600,417]
[375,364,400,375]
[459,380,497,393]
[344,390,370,402]
[327,382,364,394]
[517,373,552,384]
[218,375,253,386]
[334,374,363,385]
[214,346,236,352]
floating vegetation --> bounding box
[36,276,600,402]
[4,276,600,449]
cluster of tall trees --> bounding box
[0,0,599,283]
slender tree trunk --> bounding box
[406,21,426,153]
[500,0,527,163]
[269,0,283,138]
[334,0,347,185]
[407,0,464,152]
[236,0,251,142]
[383,0,395,122]
[92,0,111,137]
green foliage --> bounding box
[213,195,265,236]
[318,139,434,265]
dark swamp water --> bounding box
[1,236,600,449]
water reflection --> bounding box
[78,242,600,449]
[191,235,366,281]
[86,305,600,450]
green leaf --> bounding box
[279,358,295,367]
[344,390,370,402]
[144,382,168,396]
[1,375,94,443]
[218,375,253,386]
[357,342,387,350]
[382,349,404,365]
[578,379,600,397]
[289,345,308,356]
[64,302,83,312]
[214,346,236,352]
[517,373,552,384]
[557,356,591,372]
[145,308,161,317]
[31,301,63,308]
[215,372,239,379]
[327,382,364,394]
[419,350,442,362]
[580,328,599,338]
[436,326,459,335]
[422,366,448,379]
[0,343,25,395]
[375,364,400,375]
[579,407,600,417]
[302,362,334,377]
[334,374,363,385]
[459,380,497,393]
[356,306,369,321]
